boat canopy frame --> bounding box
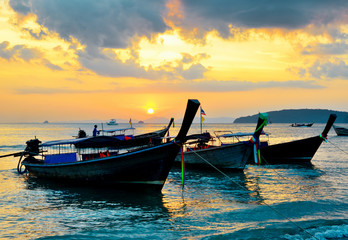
[214,130,269,144]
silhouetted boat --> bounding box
[333,125,348,136]
[10,99,200,191]
[254,114,337,164]
[290,123,313,127]
[175,113,267,170]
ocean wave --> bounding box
[0,145,25,150]
[284,223,348,240]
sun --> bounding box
[147,108,154,114]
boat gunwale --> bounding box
[183,141,248,154]
[24,141,176,168]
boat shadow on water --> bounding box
[169,166,266,205]
[23,175,169,212]
[250,162,326,181]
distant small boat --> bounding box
[333,125,348,136]
[107,119,118,125]
[290,123,313,127]
[43,121,49,124]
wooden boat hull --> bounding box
[175,142,252,170]
[23,142,180,191]
[258,136,324,164]
[249,114,337,165]
[333,125,348,136]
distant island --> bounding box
[234,109,348,123]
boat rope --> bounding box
[258,154,292,182]
[16,152,27,174]
[186,146,319,240]
[327,139,348,155]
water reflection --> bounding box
[165,167,265,208]
[12,176,175,239]
[24,176,168,212]
[243,164,327,204]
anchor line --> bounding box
[328,139,348,155]
[259,154,290,182]
[186,147,319,240]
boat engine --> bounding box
[17,138,42,174]
[25,138,41,156]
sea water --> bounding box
[0,122,347,240]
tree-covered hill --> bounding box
[234,109,348,123]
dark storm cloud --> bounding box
[11,0,347,52]
[9,0,31,15]
[182,0,348,29]
[9,0,168,55]
[180,0,348,34]
[9,0,347,82]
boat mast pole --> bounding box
[200,107,202,134]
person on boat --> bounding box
[93,125,100,137]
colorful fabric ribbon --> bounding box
[180,146,185,188]
[250,113,268,166]
[319,133,327,142]
[250,136,261,165]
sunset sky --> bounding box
[1,0,348,123]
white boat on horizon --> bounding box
[107,119,118,125]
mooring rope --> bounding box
[328,139,348,155]
[186,147,319,240]
[258,154,292,182]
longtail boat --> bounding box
[333,125,348,136]
[254,114,337,164]
[175,113,268,170]
[8,99,200,191]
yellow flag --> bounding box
[201,115,205,122]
